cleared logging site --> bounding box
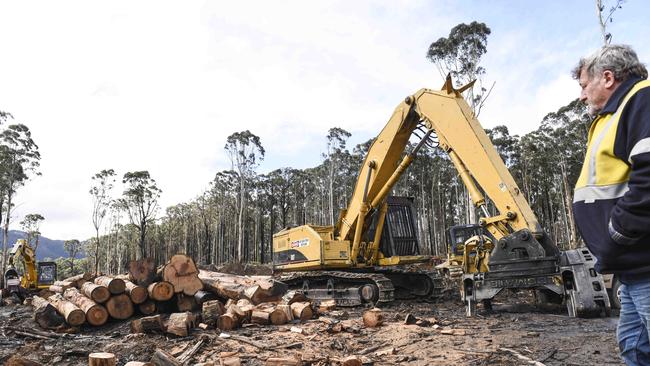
[0,253,622,366]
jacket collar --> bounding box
[599,76,644,115]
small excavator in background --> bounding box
[273,76,610,317]
[2,239,57,301]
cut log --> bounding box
[64,272,95,289]
[124,280,148,304]
[81,282,111,304]
[198,270,287,304]
[32,295,65,329]
[201,300,225,326]
[147,281,174,301]
[129,258,157,287]
[162,254,203,296]
[89,352,116,366]
[105,294,134,320]
[124,362,154,366]
[235,299,254,320]
[227,304,249,323]
[47,293,85,326]
[269,305,291,325]
[48,285,67,294]
[138,300,157,315]
[290,302,313,322]
[176,294,197,312]
[94,276,126,295]
[150,348,181,366]
[63,288,108,326]
[362,308,383,327]
[217,313,238,331]
[166,312,196,337]
[131,315,164,334]
[194,290,219,306]
[317,299,336,313]
[282,290,307,305]
[251,309,270,325]
[53,281,73,290]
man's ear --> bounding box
[603,70,617,89]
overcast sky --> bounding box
[1,1,649,241]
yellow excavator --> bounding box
[3,239,57,301]
[273,76,610,317]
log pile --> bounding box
[28,254,323,337]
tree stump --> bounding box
[290,302,313,322]
[362,308,383,327]
[202,300,225,326]
[105,294,134,320]
[162,254,203,296]
[165,312,195,337]
[32,295,64,329]
[94,276,125,295]
[81,282,111,304]
[138,300,157,315]
[131,315,164,334]
[63,288,108,326]
[147,281,174,301]
[128,258,157,287]
[124,280,148,304]
[47,294,85,326]
[88,352,116,366]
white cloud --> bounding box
[1,1,649,240]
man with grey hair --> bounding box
[572,44,650,365]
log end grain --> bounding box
[106,294,134,320]
[88,352,116,366]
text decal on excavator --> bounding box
[486,276,553,289]
[290,238,309,249]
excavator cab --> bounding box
[366,196,420,258]
[7,239,57,290]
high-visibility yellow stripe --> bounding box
[573,182,629,203]
[575,80,650,203]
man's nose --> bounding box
[580,90,588,103]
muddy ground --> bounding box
[0,289,622,366]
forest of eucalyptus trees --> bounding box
[78,20,595,276]
[88,95,591,276]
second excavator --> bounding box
[273,77,610,317]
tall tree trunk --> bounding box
[2,191,14,285]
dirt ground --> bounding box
[0,288,623,366]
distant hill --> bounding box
[6,230,82,260]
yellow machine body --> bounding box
[8,239,53,290]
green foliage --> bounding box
[426,21,493,116]
[90,168,116,274]
[63,239,83,274]
[20,213,45,252]
[117,171,161,259]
